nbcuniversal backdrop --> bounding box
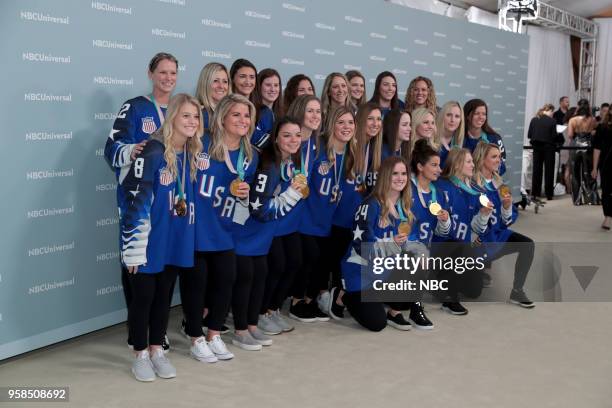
[0,0,528,360]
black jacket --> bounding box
[528,115,562,146]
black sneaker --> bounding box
[441,302,468,315]
[289,300,317,323]
[408,302,434,330]
[328,287,345,320]
[386,312,411,331]
[162,334,170,354]
[510,289,535,309]
[308,300,330,322]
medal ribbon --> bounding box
[450,176,480,195]
[300,137,311,177]
[176,147,187,201]
[411,176,437,208]
[223,139,246,180]
[333,145,346,190]
[148,94,166,125]
[395,200,408,222]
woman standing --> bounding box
[435,101,465,168]
[568,99,599,205]
[592,111,612,229]
[320,72,352,130]
[193,94,259,361]
[346,70,367,108]
[229,58,257,102]
[463,99,507,175]
[527,103,558,201]
[230,116,306,350]
[404,76,438,114]
[195,62,230,134]
[368,71,405,117]
[410,107,438,152]
[382,109,411,162]
[119,93,202,381]
[105,52,178,353]
[251,68,284,150]
[473,142,535,308]
[291,106,356,322]
[283,74,315,110]
[258,95,322,334]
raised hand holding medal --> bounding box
[226,141,249,198]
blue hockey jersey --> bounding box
[275,136,317,236]
[119,138,195,273]
[251,106,275,151]
[410,180,453,246]
[299,148,343,237]
[479,179,517,257]
[105,95,166,172]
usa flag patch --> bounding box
[159,168,173,186]
[318,161,330,175]
[196,152,210,170]
[142,117,157,134]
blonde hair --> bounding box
[353,103,383,178]
[157,93,204,182]
[323,106,358,176]
[441,147,471,180]
[321,73,352,129]
[195,63,230,121]
[209,94,256,163]
[536,103,555,118]
[373,156,413,228]
[472,141,503,187]
[404,76,437,113]
[411,107,438,152]
[435,101,465,148]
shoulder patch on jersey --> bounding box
[159,168,173,186]
[196,152,210,170]
[318,161,330,175]
[142,117,157,134]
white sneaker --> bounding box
[207,335,234,360]
[190,337,218,363]
[131,350,155,382]
[150,348,176,379]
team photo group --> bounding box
[105,51,537,382]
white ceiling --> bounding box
[444,0,612,18]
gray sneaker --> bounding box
[231,331,262,351]
[258,313,282,335]
[131,350,155,382]
[249,327,273,346]
[150,348,176,379]
[270,310,294,332]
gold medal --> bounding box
[174,197,187,217]
[294,173,307,185]
[293,173,309,198]
[356,183,367,194]
[230,178,242,196]
[479,194,491,207]
[429,202,442,216]
[499,184,511,197]
[300,185,310,198]
[398,221,412,235]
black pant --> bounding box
[263,232,302,312]
[490,231,534,290]
[602,166,612,217]
[293,234,331,300]
[178,265,206,338]
[197,250,236,332]
[342,292,415,332]
[128,267,177,351]
[532,142,556,199]
[327,226,354,291]
[432,241,483,301]
[233,255,268,330]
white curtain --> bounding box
[594,18,612,106]
[520,25,574,192]
[464,6,499,28]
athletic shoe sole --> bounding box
[408,319,434,330]
[509,299,535,309]
[315,316,330,322]
[386,320,411,331]
[190,350,218,363]
[288,312,317,323]
[252,338,273,347]
[131,368,155,382]
[231,339,262,351]
[441,305,468,315]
